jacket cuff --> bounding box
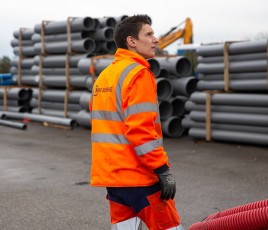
[153,164,169,174]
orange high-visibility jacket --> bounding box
[90,48,170,187]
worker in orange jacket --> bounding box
[90,14,184,230]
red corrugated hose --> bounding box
[189,199,268,230]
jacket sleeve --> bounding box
[122,69,170,172]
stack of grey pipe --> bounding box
[77,55,196,137]
[9,15,127,128]
[182,39,268,146]
[0,88,32,113]
[148,56,197,138]
[10,28,36,85]
[195,39,267,92]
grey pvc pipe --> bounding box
[88,27,114,41]
[33,38,96,54]
[33,54,88,68]
[0,106,29,113]
[190,92,268,107]
[34,17,96,34]
[158,100,173,120]
[168,96,187,117]
[13,28,35,40]
[170,76,198,97]
[114,15,128,23]
[40,75,89,89]
[98,17,117,28]
[71,110,91,128]
[0,88,31,100]
[78,57,113,75]
[31,65,81,76]
[188,127,268,146]
[0,119,27,130]
[11,39,33,47]
[30,98,81,111]
[31,31,92,43]
[11,57,35,68]
[156,78,173,100]
[197,72,267,81]
[197,52,267,63]
[32,89,85,103]
[100,41,116,54]
[3,111,77,127]
[182,116,268,134]
[189,110,268,126]
[79,92,92,110]
[197,79,268,91]
[31,107,78,118]
[196,59,267,74]
[196,40,267,56]
[150,56,192,77]
[0,99,29,107]
[148,58,161,77]
[10,67,33,75]
[13,46,36,57]
[161,116,185,138]
[12,75,38,86]
[185,100,268,115]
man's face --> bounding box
[130,24,158,59]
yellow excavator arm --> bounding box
[157,18,193,50]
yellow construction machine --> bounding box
[157,18,193,53]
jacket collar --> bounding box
[114,48,150,69]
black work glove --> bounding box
[157,169,176,200]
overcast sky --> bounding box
[1,0,267,58]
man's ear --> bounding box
[126,36,136,48]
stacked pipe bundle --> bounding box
[13,15,126,127]
[196,39,267,92]
[10,28,36,86]
[147,56,197,138]
[0,87,32,113]
[182,39,268,146]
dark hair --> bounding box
[113,14,152,49]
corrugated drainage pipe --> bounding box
[162,116,185,138]
[189,199,268,230]
[156,78,173,100]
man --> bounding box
[90,14,184,230]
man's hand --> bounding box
[157,169,176,200]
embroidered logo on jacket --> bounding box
[94,85,113,96]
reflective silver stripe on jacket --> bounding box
[124,102,158,118]
[134,138,163,156]
[115,63,139,121]
[92,133,130,144]
[91,110,122,121]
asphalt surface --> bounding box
[0,121,268,230]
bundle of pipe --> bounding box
[10,28,37,88]
[0,87,33,113]
[182,92,268,146]
[147,55,196,138]
[196,39,268,92]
